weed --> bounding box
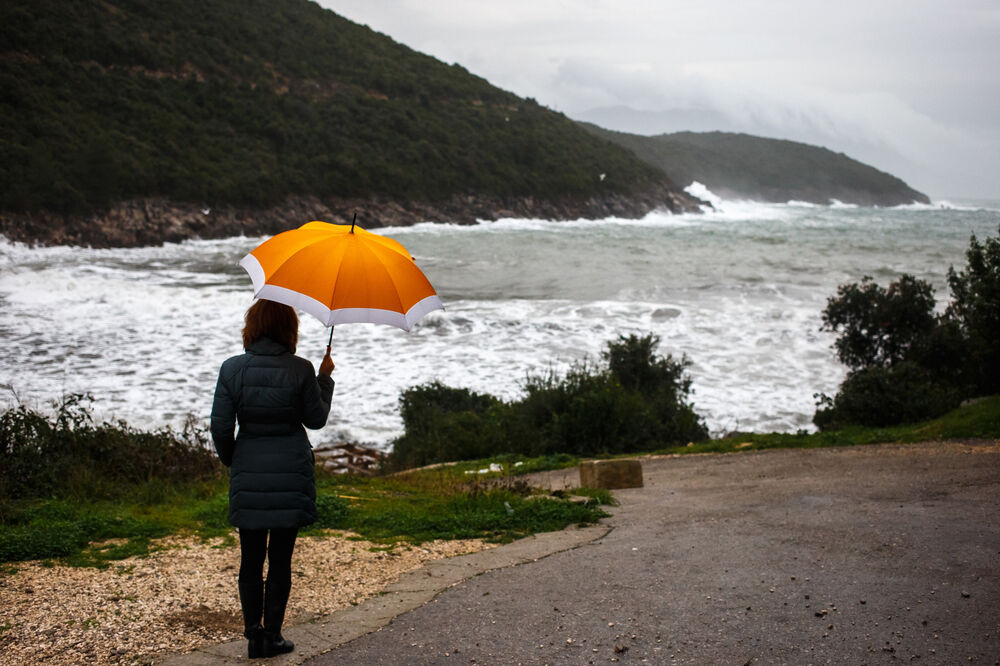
[571,488,618,507]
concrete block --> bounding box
[579,459,643,489]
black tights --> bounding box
[238,528,298,637]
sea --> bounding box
[2,184,998,451]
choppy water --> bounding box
[2,186,997,449]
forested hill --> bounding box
[579,126,930,207]
[0,0,697,247]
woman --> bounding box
[210,299,335,659]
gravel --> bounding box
[0,531,492,665]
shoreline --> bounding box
[0,185,702,249]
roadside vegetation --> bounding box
[387,334,709,471]
[814,225,1000,429]
[0,394,609,567]
[6,387,994,569]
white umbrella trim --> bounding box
[239,253,444,331]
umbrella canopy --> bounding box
[239,220,443,331]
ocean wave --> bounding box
[894,199,998,212]
[3,203,997,449]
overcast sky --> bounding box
[319,1,1000,200]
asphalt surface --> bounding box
[304,440,1000,665]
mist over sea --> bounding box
[2,186,998,451]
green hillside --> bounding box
[579,126,929,206]
[0,0,674,220]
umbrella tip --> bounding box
[350,212,357,234]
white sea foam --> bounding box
[2,201,998,450]
[681,182,804,222]
[895,199,996,212]
[828,200,859,209]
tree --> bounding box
[814,226,999,430]
[946,226,1000,395]
[820,274,937,370]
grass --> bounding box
[307,466,607,544]
[0,462,609,569]
[648,394,1000,457]
[2,395,996,571]
[0,477,232,567]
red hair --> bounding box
[242,300,298,353]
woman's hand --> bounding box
[319,346,335,377]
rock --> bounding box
[0,185,703,249]
[579,459,644,490]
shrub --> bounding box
[387,334,708,469]
[947,227,1000,395]
[821,274,938,371]
[813,362,962,430]
[390,383,505,471]
[0,394,221,500]
[815,226,999,429]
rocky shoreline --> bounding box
[0,185,703,248]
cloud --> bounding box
[563,58,997,197]
[321,0,1000,198]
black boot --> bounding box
[239,577,266,658]
[245,624,269,659]
[263,577,294,655]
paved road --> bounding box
[306,441,1000,665]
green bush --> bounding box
[391,383,506,468]
[821,274,938,371]
[815,225,1000,429]
[947,227,1000,395]
[813,362,962,430]
[388,334,708,469]
[0,394,222,500]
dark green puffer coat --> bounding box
[210,337,334,529]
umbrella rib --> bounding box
[261,231,332,284]
[357,239,408,315]
[326,240,351,323]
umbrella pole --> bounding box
[327,326,334,352]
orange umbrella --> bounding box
[239,220,444,332]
